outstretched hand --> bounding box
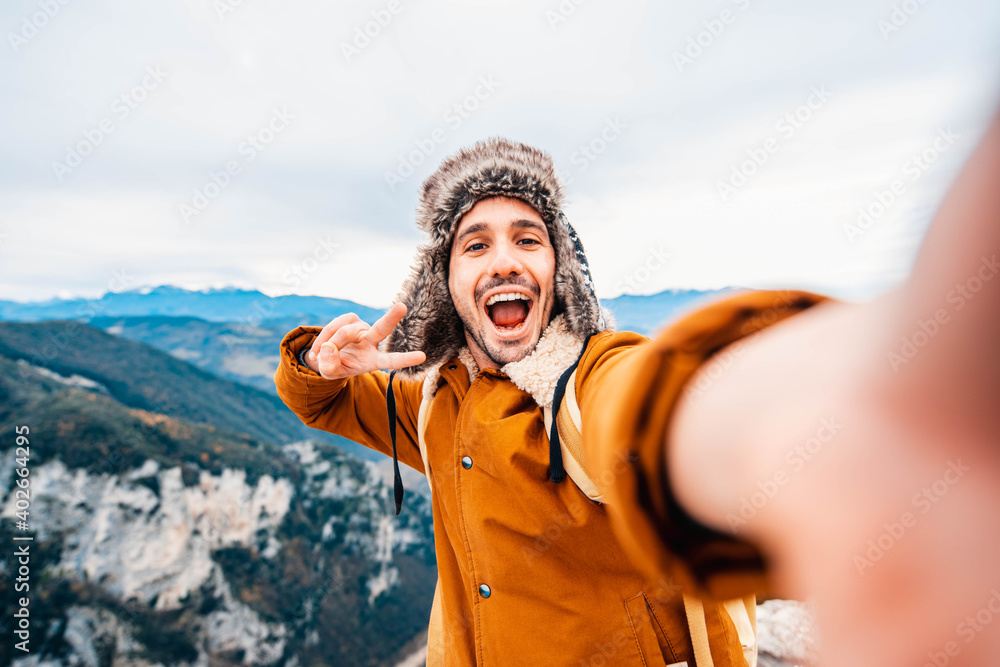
[304,302,426,380]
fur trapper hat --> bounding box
[384,137,612,377]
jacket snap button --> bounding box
[461,456,473,470]
[478,584,491,598]
[449,364,457,370]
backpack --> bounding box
[414,361,758,667]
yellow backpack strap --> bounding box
[542,368,605,503]
[545,333,594,486]
[723,595,757,667]
[417,387,446,666]
[425,579,445,666]
[553,363,757,667]
[416,388,434,483]
[683,594,715,667]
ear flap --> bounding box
[550,213,607,337]
[383,243,466,379]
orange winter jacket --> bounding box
[273,289,827,666]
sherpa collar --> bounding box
[388,311,594,513]
[419,314,585,408]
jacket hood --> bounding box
[384,137,614,380]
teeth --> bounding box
[486,292,530,307]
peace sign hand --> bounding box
[304,302,426,380]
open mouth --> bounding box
[484,292,533,336]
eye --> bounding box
[518,238,540,246]
[466,242,487,253]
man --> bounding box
[275,124,1000,666]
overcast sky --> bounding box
[2,0,999,307]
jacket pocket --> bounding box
[626,591,688,666]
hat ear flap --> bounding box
[551,213,605,336]
[384,243,466,379]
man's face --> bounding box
[448,196,556,368]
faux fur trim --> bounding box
[457,347,479,382]
[419,314,583,409]
[420,364,443,405]
[384,137,613,379]
[502,315,584,408]
[416,138,564,243]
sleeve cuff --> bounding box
[297,344,312,370]
[600,289,833,602]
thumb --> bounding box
[317,340,343,379]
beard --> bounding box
[452,276,552,367]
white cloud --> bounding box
[2,0,999,305]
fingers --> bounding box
[306,304,421,376]
[330,321,370,350]
[316,340,342,379]
[376,350,427,371]
[313,312,362,349]
[363,302,408,346]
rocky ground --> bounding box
[757,599,819,667]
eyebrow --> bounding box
[455,219,547,245]
[455,222,490,245]
[512,219,547,234]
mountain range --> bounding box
[0,286,386,326]
[0,286,734,397]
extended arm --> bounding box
[668,114,1000,666]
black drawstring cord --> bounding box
[386,369,404,515]
[548,333,594,483]
[548,367,571,483]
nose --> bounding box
[486,238,525,278]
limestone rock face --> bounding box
[25,459,292,611]
[1,441,437,667]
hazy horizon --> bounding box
[0,280,740,309]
